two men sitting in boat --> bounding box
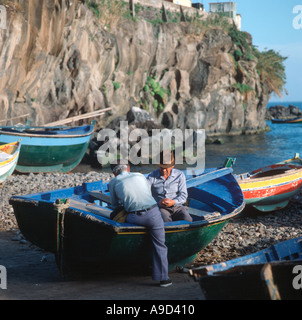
[109,150,192,224]
[108,150,191,287]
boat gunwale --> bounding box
[0,141,21,167]
[190,237,302,277]
[0,151,19,167]
[0,140,21,151]
[240,174,302,191]
[238,164,302,185]
[9,195,245,234]
[0,128,94,139]
[9,168,245,235]
[272,117,302,123]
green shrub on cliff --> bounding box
[254,49,287,98]
[188,13,230,36]
[233,83,253,94]
[86,0,128,30]
[228,26,251,54]
[143,76,169,113]
[227,25,287,98]
[225,25,287,98]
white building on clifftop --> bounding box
[209,2,241,30]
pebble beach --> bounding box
[0,171,113,232]
[1,171,302,268]
[195,194,302,266]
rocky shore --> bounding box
[1,172,302,268]
[266,104,302,120]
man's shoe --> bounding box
[160,278,172,287]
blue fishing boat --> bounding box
[0,122,95,173]
[190,237,302,300]
[191,237,302,275]
[9,167,245,277]
[272,117,302,124]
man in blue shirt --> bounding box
[109,162,172,287]
[148,151,193,223]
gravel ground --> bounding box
[1,172,302,268]
[0,171,113,232]
[194,191,302,266]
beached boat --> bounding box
[236,154,302,212]
[9,167,245,276]
[190,237,302,300]
[0,122,95,173]
[0,140,21,183]
[191,237,302,276]
[272,117,302,124]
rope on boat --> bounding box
[55,199,70,278]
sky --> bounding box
[191,0,302,103]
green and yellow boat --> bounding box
[9,167,245,276]
[0,122,95,173]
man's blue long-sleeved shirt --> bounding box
[147,169,188,206]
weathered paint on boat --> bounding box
[190,237,302,300]
[236,154,302,212]
[0,141,21,183]
[0,123,95,173]
[9,167,245,275]
[191,237,302,276]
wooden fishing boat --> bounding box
[0,122,95,173]
[236,154,302,212]
[272,117,302,124]
[190,237,302,300]
[191,237,302,276]
[0,140,21,183]
[9,167,245,276]
[192,260,302,300]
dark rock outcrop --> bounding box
[266,104,302,120]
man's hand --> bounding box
[159,198,175,207]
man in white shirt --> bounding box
[109,162,172,287]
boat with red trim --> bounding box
[0,140,21,183]
[236,153,302,212]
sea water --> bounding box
[205,101,302,173]
[76,102,302,175]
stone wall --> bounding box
[131,0,209,18]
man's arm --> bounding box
[173,172,188,206]
[108,180,119,209]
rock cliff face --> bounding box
[0,0,271,136]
